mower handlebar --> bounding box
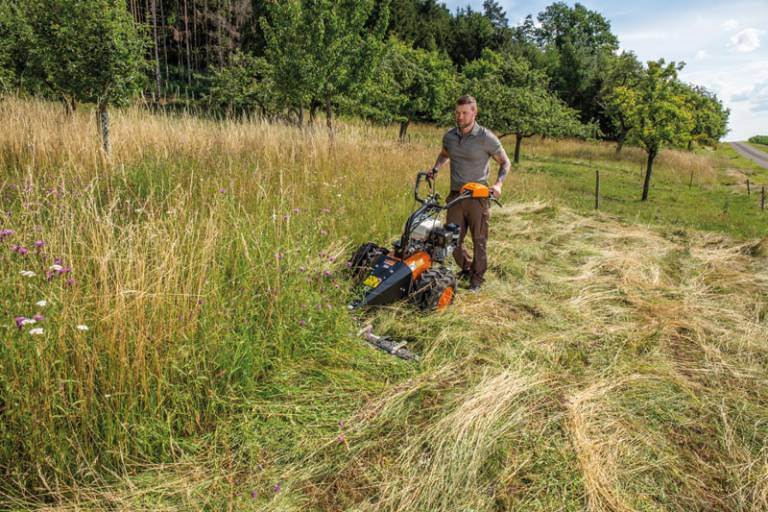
[442,191,502,210]
[413,171,502,208]
[414,171,435,204]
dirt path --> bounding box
[731,141,768,169]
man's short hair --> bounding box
[455,95,477,110]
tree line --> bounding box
[0,0,730,199]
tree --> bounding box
[26,0,147,153]
[448,6,496,67]
[262,0,390,141]
[600,51,644,154]
[0,2,35,95]
[201,50,275,119]
[680,83,729,150]
[385,0,452,52]
[614,60,694,201]
[463,49,586,163]
[536,2,619,125]
[357,38,456,140]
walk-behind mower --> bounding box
[347,171,500,360]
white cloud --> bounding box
[722,19,739,31]
[729,28,763,53]
[695,50,710,60]
[731,79,768,113]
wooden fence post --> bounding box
[762,186,765,211]
[595,169,600,210]
[747,179,751,195]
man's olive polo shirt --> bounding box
[442,122,502,191]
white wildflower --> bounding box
[36,300,47,307]
[21,318,36,326]
[76,324,89,331]
[29,327,43,335]
[20,270,36,277]
[49,264,63,272]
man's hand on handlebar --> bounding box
[426,167,439,181]
[490,182,502,198]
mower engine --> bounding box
[407,218,460,264]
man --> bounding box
[428,95,511,292]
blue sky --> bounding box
[444,0,768,141]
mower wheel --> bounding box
[348,242,387,282]
[411,266,457,311]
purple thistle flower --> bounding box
[322,270,332,277]
[12,245,29,255]
[320,229,328,236]
[14,316,26,329]
[45,270,54,281]
[57,266,72,275]
[54,257,63,265]
[298,319,306,326]
[273,483,281,494]
[0,228,14,241]
[33,314,44,322]
[339,420,345,429]
[328,256,336,262]
[292,207,301,214]
[346,261,352,268]
[65,277,75,287]
[337,433,345,444]
[219,188,226,193]
[34,240,45,248]
[250,490,258,499]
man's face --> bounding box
[454,103,477,130]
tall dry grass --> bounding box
[0,97,435,495]
[2,98,767,511]
[517,135,717,185]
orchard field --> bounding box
[1,98,768,510]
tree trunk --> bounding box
[309,100,319,125]
[159,0,168,94]
[62,96,77,116]
[399,120,410,142]
[150,0,161,101]
[514,133,523,164]
[615,130,627,155]
[184,0,192,84]
[641,147,657,201]
[325,93,334,144]
[687,139,693,151]
[98,103,111,155]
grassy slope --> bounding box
[1,99,768,511]
[747,141,768,156]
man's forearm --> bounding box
[432,148,450,171]
[493,149,511,185]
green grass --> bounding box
[748,140,768,155]
[2,99,768,511]
[511,155,768,238]
[716,142,768,176]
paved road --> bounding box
[731,141,768,169]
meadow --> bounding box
[1,98,767,511]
